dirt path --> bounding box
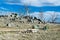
[0,28,20,31]
[0,27,60,32]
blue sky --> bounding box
[0,0,60,13]
[0,0,60,23]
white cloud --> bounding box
[2,0,60,6]
[30,12,40,19]
[0,10,18,15]
[46,0,60,6]
[20,0,45,6]
[4,0,21,5]
[20,0,60,6]
[30,11,60,22]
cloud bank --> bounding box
[0,0,60,6]
[20,0,60,6]
[30,11,60,22]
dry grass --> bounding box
[0,28,60,40]
[0,24,60,40]
[0,17,60,40]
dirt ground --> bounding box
[0,17,60,40]
[0,24,60,40]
